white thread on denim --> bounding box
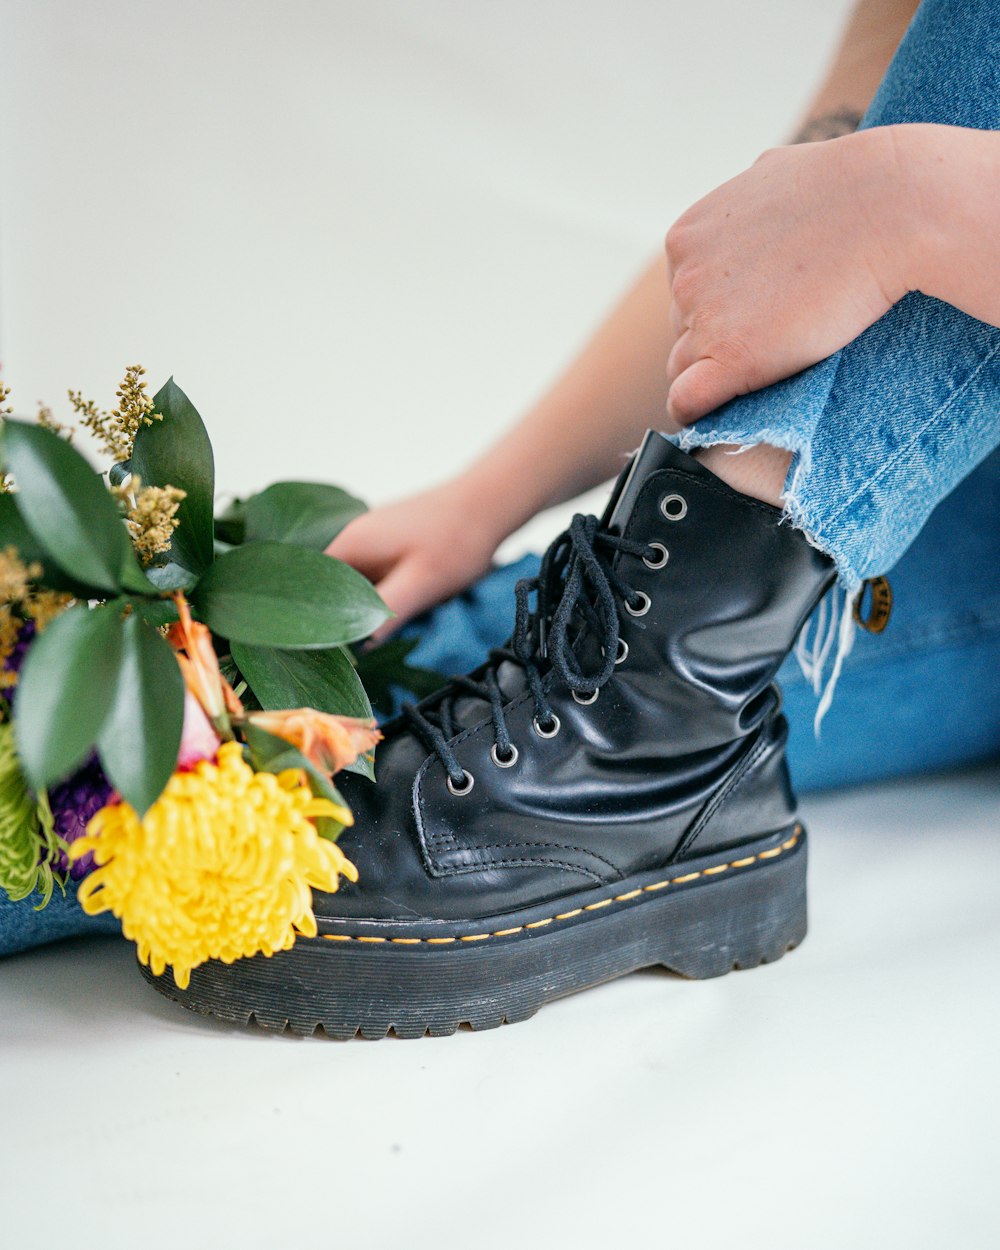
[795,585,859,733]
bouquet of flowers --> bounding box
[0,367,434,988]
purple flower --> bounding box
[48,756,115,879]
[2,619,35,698]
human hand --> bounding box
[326,476,504,640]
[664,128,912,426]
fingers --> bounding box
[666,356,739,427]
[369,559,433,642]
[665,328,696,389]
[325,515,390,581]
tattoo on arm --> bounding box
[791,109,864,144]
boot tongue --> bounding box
[603,429,685,533]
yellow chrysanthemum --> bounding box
[71,742,357,989]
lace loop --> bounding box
[402,514,652,784]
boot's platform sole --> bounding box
[140,823,806,1039]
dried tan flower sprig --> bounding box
[36,404,73,442]
[0,547,41,605]
[68,364,160,462]
[124,481,187,566]
[25,590,74,629]
[0,548,72,689]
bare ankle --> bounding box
[693,443,792,509]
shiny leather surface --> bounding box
[323,434,835,924]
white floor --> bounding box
[2,767,999,1250]
[3,3,1000,1247]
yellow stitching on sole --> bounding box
[320,831,802,946]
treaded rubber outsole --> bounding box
[139,824,807,1039]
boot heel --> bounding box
[656,827,808,980]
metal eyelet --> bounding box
[490,743,519,769]
[446,770,475,796]
[601,639,629,665]
[532,714,561,739]
[660,493,688,521]
[571,688,599,706]
[625,591,651,617]
[643,542,669,570]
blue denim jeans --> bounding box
[3,0,999,957]
[676,0,1000,592]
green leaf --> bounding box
[117,549,161,596]
[0,491,46,565]
[131,378,215,575]
[14,603,126,789]
[242,722,351,841]
[243,481,367,550]
[230,643,372,717]
[231,642,375,781]
[141,561,198,593]
[0,492,117,599]
[353,635,444,713]
[1,420,132,592]
[214,495,248,546]
[97,614,185,816]
[193,542,391,648]
[132,597,181,629]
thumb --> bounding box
[325,516,386,579]
[369,558,432,642]
[666,356,738,426]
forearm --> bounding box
[790,0,918,140]
[456,0,921,543]
[457,254,672,539]
[900,124,1000,329]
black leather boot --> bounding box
[147,432,836,1037]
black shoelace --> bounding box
[401,513,656,790]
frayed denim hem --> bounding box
[670,426,863,592]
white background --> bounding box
[1,0,853,549]
[3,4,999,1249]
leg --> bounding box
[781,446,1000,789]
[677,0,1000,593]
[0,885,119,957]
[402,436,1000,792]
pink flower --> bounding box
[177,690,221,770]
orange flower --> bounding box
[167,592,243,724]
[247,708,381,775]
